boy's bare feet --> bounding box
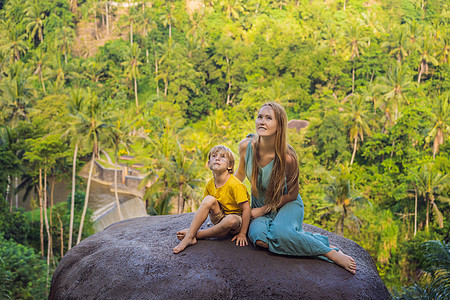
[325,250,357,274]
[173,236,197,254]
[176,229,189,240]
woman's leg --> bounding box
[268,196,357,274]
[248,215,272,247]
[267,196,333,256]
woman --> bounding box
[234,102,357,274]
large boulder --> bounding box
[50,213,390,299]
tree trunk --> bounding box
[134,76,139,108]
[15,177,18,209]
[335,214,344,236]
[114,150,124,221]
[77,152,95,245]
[106,2,109,35]
[41,74,46,94]
[164,79,168,97]
[426,195,429,231]
[226,77,232,105]
[50,174,55,226]
[94,6,99,40]
[6,176,11,212]
[352,66,355,93]
[414,186,417,236]
[177,183,184,214]
[155,52,159,96]
[68,143,78,250]
[130,22,133,45]
[39,169,44,256]
[57,213,64,258]
[43,170,52,267]
[350,136,358,165]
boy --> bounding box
[173,145,251,254]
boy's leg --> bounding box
[173,196,221,254]
[195,214,241,239]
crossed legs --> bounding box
[173,196,240,254]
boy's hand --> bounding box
[231,233,248,247]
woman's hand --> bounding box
[251,206,269,219]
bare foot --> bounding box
[325,250,357,274]
[176,228,189,241]
[173,236,197,254]
[255,240,269,249]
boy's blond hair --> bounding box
[207,145,235,174]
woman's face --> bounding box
[256,106,277,137]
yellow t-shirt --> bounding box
[204,175,250,215]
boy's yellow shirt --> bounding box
[203,175,249,215]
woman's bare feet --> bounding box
[255,240,269,249]
[176,229,189,240]
[173,236,197,254]
[325,250,357,274]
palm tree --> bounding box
[25,135,68,268]
[122,44,142,108]
[342,94,372,165]
[375,64,412,124]
[416,37,439,84]
[381,24,409,63]
[54,26,75,64]
[120,5,139,45]
[160,1,177,39]
[83,56,108,83]
[0,20,29,63]
[156,39,176,98]
[320,23,343,56]
[145,143,201,214]
[136,5,156,63]
[24,0,46,44]
[105,113,136,221]
[137,4,156,38]
[413,162,448,229]
[0,62,36,127]
[393,240,449,299]
[29,48,48,94]
[62,88,85,250]
[426,94,450,159]
[219,0,244,19]
[343,21,368,93]
[437,29,449,64]
[323,164,369,236]
[76,90,112,245]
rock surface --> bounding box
[50,213,390,300]
[287,119,309,132]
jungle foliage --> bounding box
[0,0,449,297]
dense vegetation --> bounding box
[0,0,449,298]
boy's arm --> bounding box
[231,201,250,247]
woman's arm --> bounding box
[234,138,251,182]
[251,153,298,218]
[276,154,299,208]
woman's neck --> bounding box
[259,135,276,154]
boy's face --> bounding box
[208,151,230,173]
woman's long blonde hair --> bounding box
[251,102,299,211]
